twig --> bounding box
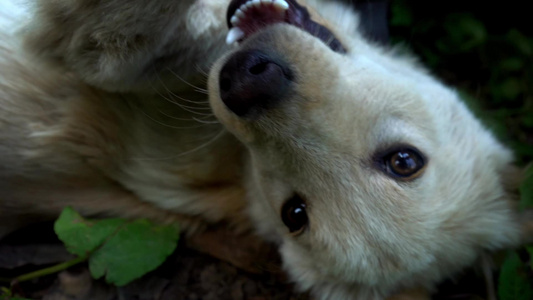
[11,255,88,285]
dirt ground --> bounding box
[0,223,308,300]
[0,221,494,300]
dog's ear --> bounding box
[23,0,227,92]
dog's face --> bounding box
[209,0,521,296]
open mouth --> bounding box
[225,0,346,53]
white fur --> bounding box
[0,0,528,299]
[208,7,525,299]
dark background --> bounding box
[388,0,532,165]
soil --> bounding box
[0,223,308,300]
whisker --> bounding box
[129,129,226,161]
[157,109,208,122]
[148,70,214,116]
[158,109,218,124]
[170,92,211,106]
[167,68,209,94]
[138,107,213,129]
[195,64,210,78]
[192,117,220,124]
[153,86,213,116]
[150,63,209,105]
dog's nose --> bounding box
[219,49,293,117]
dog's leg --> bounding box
[0,178,208,238]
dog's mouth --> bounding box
[225,0,346,53]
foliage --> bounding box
[498,252,533,300]
[0,208,180,299]
[0,287,31,300]
[55,207,180,286]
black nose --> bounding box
[219,49,293,117]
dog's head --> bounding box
[208,0,523,297]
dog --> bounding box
[0,0,249,235]
[0,0,530,299]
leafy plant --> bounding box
[0,287,31,300]
[55,207,180,286]
[0,207,180,299]
[499,251,533,300]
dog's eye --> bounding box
[381,147,426,180]
[281,194,308,234]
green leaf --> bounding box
[507,29,533,56]
[0,288,9,300]
[520,166,533,211]
[390,1,413,27]
[54,208,180,286]
[437,13,486,54]
[54,207,126,256]
[528,247,533,269]
[0,288,33,300]
[521,114,533,128]
[499,57,524,72]
[498,251,533,300]
[492,78,523,101]
[88,219,179,286]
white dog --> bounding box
[0,0,529,299]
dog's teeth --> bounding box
[228,0,289,44]
[230,15,240,25]
[235,0,288,22]
[226,27,245,44]
[235,8,245,18]
[273,0,289,10]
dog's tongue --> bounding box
[225,0,290,44]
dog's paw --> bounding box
[24,0,229,92]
